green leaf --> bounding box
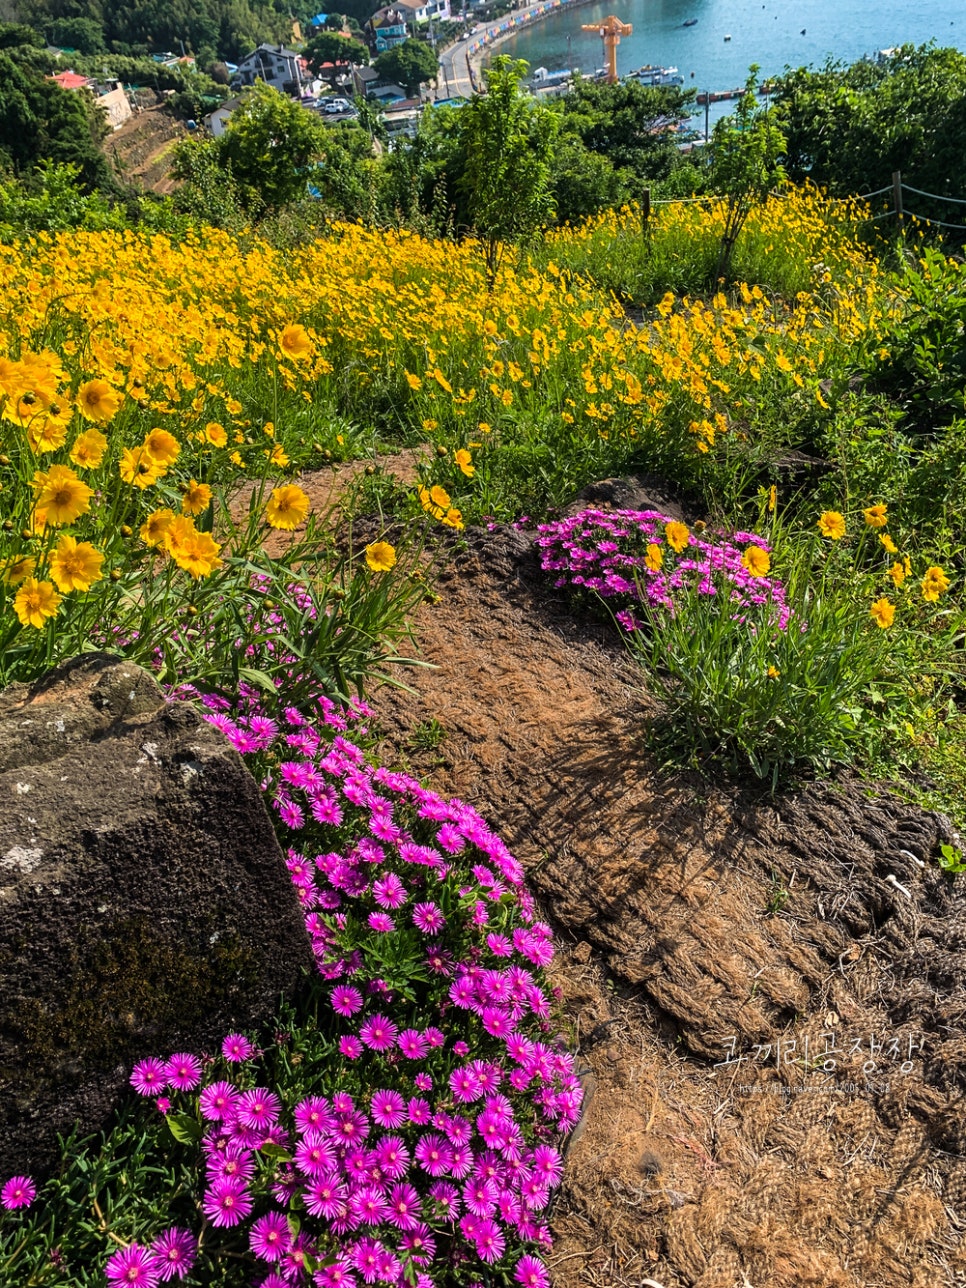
[165,1112,202,1145]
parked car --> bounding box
[323,98,352,114]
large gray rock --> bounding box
[0,654,313,1176]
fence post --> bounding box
[641,187,651,235]
[892,170,903,233]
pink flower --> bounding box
[514,1255,551,1288]
[1,1175,36,1210]
[199,1081,238,1122]
[164,1053,202,1092]
[330,985,363,1016]
[359,1014,398,1052]
[371,1090,406,1128]
[249,1212,291,1263]
[105,1243,161,1287]
[221,1033,255,1062]
[130,1058,167,1097]
[202,1177,253,1227]
[151,1228,196,1282]
[412,902,445,934]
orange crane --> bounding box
[581,14,632,84]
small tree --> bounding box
[372,38,438,97]
[213,82,326,213]
[304,29,368,75]
[456,55,557,283]
[708,64,785,284]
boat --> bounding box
[628,63,684,86]
[683,17,697,26]
[724,33,731,41]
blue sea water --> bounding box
[492,0,964,94]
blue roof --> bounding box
[309,12,329,24]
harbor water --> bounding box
[491,0,965,122]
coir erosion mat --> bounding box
[371,518,966,1288]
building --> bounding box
[351,65,407,102]
[204,96,245,138]
[234,44,306,96]
[365,8,410,53]
[393,0,451,25]
[48,71,132,130]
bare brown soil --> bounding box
[367,512,966,1288]
[106,102,186,195]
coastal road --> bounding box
[438,34,475,98]
[437,0,582,99]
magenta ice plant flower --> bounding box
[105,1243,161,1287]
[0,1175,36,1210]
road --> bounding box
[437,35,476,99]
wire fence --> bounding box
[646,173,966,234]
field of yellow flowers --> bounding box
[0,187,961,768]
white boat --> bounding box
[629,64,684,86]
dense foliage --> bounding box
[774,43,966,231]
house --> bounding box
[204,96,245,138]
[352,64,407,102]
[234,44,306,96]
[365,7,410,53]
[48,71,133,130]
[51,70,90,92]
[394,0,451,25]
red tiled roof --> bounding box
[51,71,90,90]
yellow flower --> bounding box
[431,368,452,394]
[120,446,164,489]
[76,378,122,423]
[13,577,62,628]
[767,485,777,513]
[741,545,771,578]
[226,398,243,416]
[140,508,176,548]
[49,535,105,593]
[888,560,907,587]
[34,464,93,525]
[279,324,313,361]
[422,419,438,432]
[204,421,228,448]
[767,665,780,678]
[863,503,888,528]
[644,543,663,572]
[70,428,108,469]
[365,541,397,572]
[455,449,475,478]
[817,510,846,540]
[478,422,492,434]
[665,521,690,553]
[441,507,464,530]
[879,533,898,554]
[921,566,951,602]
[405,372,422,390]
[165,515,222,578]
[181,480,212,516]
[265,485,310,531]
[2,554,36,585]
[268,443,289,467]
[143,428,181,468]
[869,597,895,629]
[429,485,451,511]
[26,412,69,455]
